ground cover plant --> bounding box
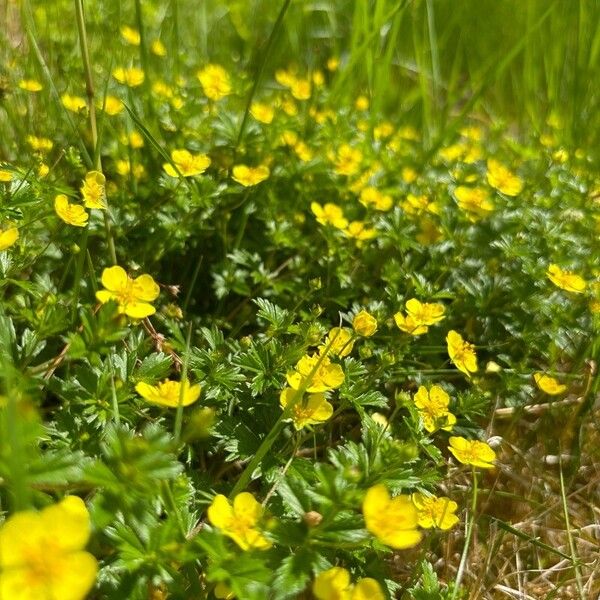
[0,0,599,598]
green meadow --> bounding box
[0,1,599,598]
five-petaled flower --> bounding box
[286,353,344,393]
[279,388,333,429]
[446,330,478,376]
[362,484,422,549]
[55,194,89,227]
[163,149,211,178]
[454,186,494,220]
[448,436,496,469]
[486,159,523,196]
[136,379,201,408]
[311,202,348,229]
[232,164,270,187]
[413,385,456,432]
[197,64,231,101]
[395,298,445,336]
[313,567,385,600]
[250,102,275,124]
[96,265,159,318]
[546,264,586,294]
[207,493,271,550]
[412,493,459,530]
[81,171,107,210]
[61,93,87,113]
[112,66,145,87]
[533,372,567,395]
[0,496,98,600]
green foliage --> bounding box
[0,1,598,598]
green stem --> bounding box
[452,466,478,599]
[74,0,117,265]
[174,323,193,445]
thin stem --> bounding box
[174,323,193,445]
[74,0,117,265]
[452,467,478,599]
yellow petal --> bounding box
[233,492,262,526]
[124,301,156,319]
[40,496,91,551]
[207,494,233,529]
[101,266,128,292]
[132,274,160,302]
[352,578,385,600]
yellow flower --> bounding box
[320,327,355,358]
[395,299,445,336]
[275,68,297,88]
[401,166,417,183]
[311,202,348,229]
[231,164,270,187]
[18,79,43,92]
[448,436,496,469]
[326,57,339,71]
[279,388,333,429]
[116,160,145,179]
[359,186,393,211]
[100,95,124,116]
[374,121,394,140]
[352,310,377,337]
[27,135,53,153]
[61,93,87,113]
[54,194,88,228]
[454,186,494,219]
[80,170,107,209]
[120,25,140,45]
[112,67,145,87]
[401,193,439,216]
[38,163,50,178]
[96,265,159,318]
[413,385,456,433]
[0,496,98,600]
[197,64,231,101]
[412,493,459,530]
[362,484,422,549]
[294,141,313,162]
[446,330,478,376]
[546,264,586,294]
[355,95,369,111]
[0,227,19,251]
[207,493,271,551]
[486,159,523,196]
[151,39,167,56]
[0,170,12,183]
[290,78,311,100]
[250,102,275,124]
[163,149,211,178]
[334,145,362,176]
[286,353,345,393]
[394,312,428,336]
[313,568,385,600]
[406,298,445,325]
[344,221,377,243]
[533,373,567,395]
[136,379,201,408]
